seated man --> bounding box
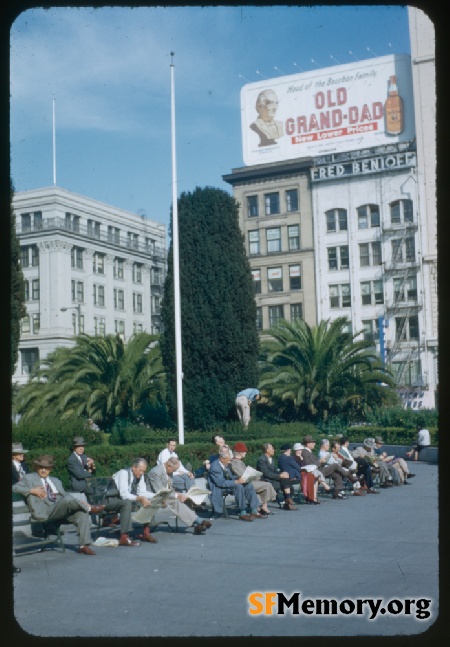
[146,458,211,535]
[293,443,331,503]
[326,441,365,496]
[278,443,302,484]
[67,436,139,546]
[209,435,231,463]
[302,435,357,500]
[256,443,297,510]
[230,442,276,516]
[339,436,376,494]
[354,438,397,488]
[374,436,414,484]
[12,442,30,484]
[208,447,263,521]
[156,438,195,492]
[12,454,106,556]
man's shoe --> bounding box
[89,504,106,514]
[352,489,365,496]
[200,520,212,529]
[367,488,380,494]
[283,499,297,510]
[118,534,140,547]
[194,524,206,535]
[380,483,390,488]
[407,473,415,478]
[102,516,120,527]
[402,480,411,484]
[238,514,254,521]
[250,512,267,519]
[137,531,158,543]
[78,545,96,555]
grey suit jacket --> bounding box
[13,472,65,521]
[148,463,174,495]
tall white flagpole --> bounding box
[170,52,185,444]
[52,93,57,185]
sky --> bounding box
[9,5,411,238]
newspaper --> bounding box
[131,488,172,523]
[185,486,211,505]
[239,466,263,484]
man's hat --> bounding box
[363,438,376,449]
[303,435,316,445]
[280,443,292,451]
[374,436,384,444]
[293,443,304,451]
[33,454,55,468]
[73,436,86,447]
[12,442,28,454]
[233,442,248,453]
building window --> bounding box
[93,284,105,307]
[357,204,380,229]
[266,227,281,253]
[251,269,261,294]
[290,303,303,322]
[329,284,351,308]
[94,317,106,337]
[286,189,299,212]
[21,214,31,232]
[288,225,300,251]
[248,231,260,255]
[32,279,40,301]
[361,280,384,306]
[133,322,143,334]
[268,267,283,292]
[146,238,156,254]
[65,213,80,232]
[289,265,301,290]
[108,226,121,244]
[21,315,30,334]
[127,232,139,249]
[393,276,418,302]
[362,319,380,344]
[24,281,29,301]
[21,348,39,376]
[328,246,349,270]
[359,242,382,267]
[93,252,105,274]
[256,307,263,331]
[72,312,85,335]
[71,280,84,303]
[395,315,419,341]
[114,258,124,279]
[87,219,101,239]
[133,293,143,314]
[133,263,142,283]
[269,305,284,327]
[392,237,416,264]
[247,195,259,218]
[152,295,161,315]
[114,289,125,310]
[32,313,40,334]
[151,267,162,285]
[115,320,125,336]
[391,360,421,387]
[20,245,39,268]
[71,247,83,269]
[265,192,280,216]
[326,208,347,233]
[390,199,413,224]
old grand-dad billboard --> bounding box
[241,54,414,166]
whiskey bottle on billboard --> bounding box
[385,75,404,135]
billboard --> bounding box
[241,54,414,166]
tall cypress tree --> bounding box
[161,186,259,430]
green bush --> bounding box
[364,406,438,429]
[344,425,438,446]
[12,415,104,451]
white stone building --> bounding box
[13,186,166,386]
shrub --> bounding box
[12,415,103,451]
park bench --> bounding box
[13,492,65,555]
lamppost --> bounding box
[60,304,82,335]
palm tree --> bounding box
[15,333,166,427]
[259,317,399,422]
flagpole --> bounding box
[52,93,57,185]
[170,52,185,445]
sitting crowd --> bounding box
[12,432,416,558]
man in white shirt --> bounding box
[407,427,431,461]
[157,439,195,492]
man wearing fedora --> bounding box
[12,442,30,484]
[67,437,141,547]
[353,438,396,488]
[13,454,106,555]
[67,436,96,493]
[301,435,358,499]
[374,436,414,484]
[230,442,276,516]
[256,443,297,510]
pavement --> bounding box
[10,461,440,640]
